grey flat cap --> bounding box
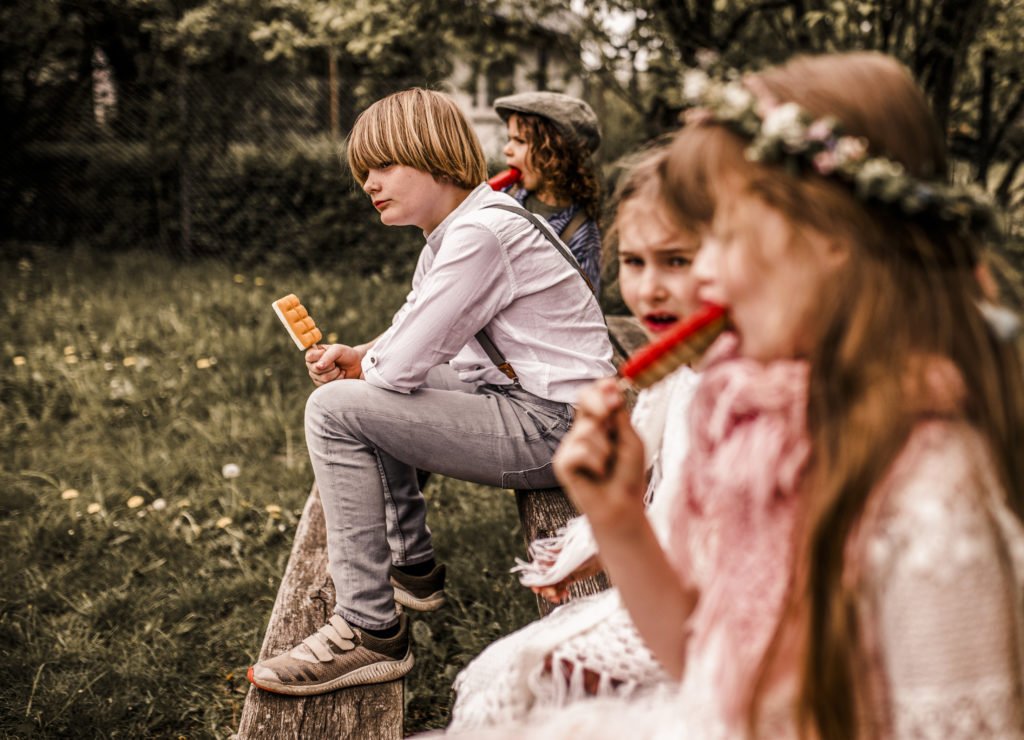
[494,91,601,154]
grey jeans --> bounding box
[304,364,574,630]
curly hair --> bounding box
[515,113,602,220]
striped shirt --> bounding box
[506,186,602,295]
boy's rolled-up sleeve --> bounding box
[362,220,513,392]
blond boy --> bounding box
[248,89,613,695]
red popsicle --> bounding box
[619,304,727,389]
[488,168,522,190]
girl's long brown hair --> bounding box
[514,113,602,220]
[665,52,1024,737]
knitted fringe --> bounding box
[512,514,598,588]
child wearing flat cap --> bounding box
[495,91,604,292]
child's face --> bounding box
[362,164,451,232]
[502,115,543,193]
[617,199,702,337]
[693,192,841,363]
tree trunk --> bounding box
[328,47,340,141]
[177,55,192,256]
[915,0,988,133]
[976,47,994,185]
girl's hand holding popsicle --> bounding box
[553,377,648,536]
[555,303,727,534]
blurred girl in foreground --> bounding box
[452,51,1024,738]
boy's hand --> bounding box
[305,344,365,386]
[553,378,647,535]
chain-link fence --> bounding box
[3,57,424,272]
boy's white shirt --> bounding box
[362,183,614,403]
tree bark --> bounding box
[977,47,994,184]
[328,48,340,141]
[914,0,989,132]
[177,54,192,257]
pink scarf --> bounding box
[670,333,811,723]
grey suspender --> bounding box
[474,203,597,385]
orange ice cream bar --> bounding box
[272,294,323,350]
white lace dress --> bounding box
[441,419,1024,738]
[448,367,702,730]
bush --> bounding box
[191,137,422,274]
[5,137,423,276]
[5,141,163,253]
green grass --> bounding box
[0,243,535,737]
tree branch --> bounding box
[987,81,1024,165]
[995,151,1024,206]
[977,47,995,184]
[719,0,797,49]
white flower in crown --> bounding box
[835,136,869,165]
[720,80,753,111]
[859,158,905,181]
[813,150,839,175]
[683,69,710,101]
[720,82,755,116]
[854,157,908,201]
[761,103,806,149]
[806,118,835,142]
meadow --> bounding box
[0,243,536,737]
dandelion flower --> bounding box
[222,463,241,479]
[254,277,265,286]
[61,489,80,500]
[12,356,26,367]
[127,495,145,508]
[196,358,211,369]
[123,356,137,367]
[233,274,245,284]
[265,504,282,517]
[87,502,102,514]
[216,516,232,528]
[327,332,339,343]
[152,498,168,511]
[63,346,76,356]
[64,355,79,364]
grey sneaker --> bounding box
[389,562,447,611]
[247,613,413,696]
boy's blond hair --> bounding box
[347,88,487,189]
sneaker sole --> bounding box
[390,579,446,612]
[246,649,414,696]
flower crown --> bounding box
[680,69,1000,237]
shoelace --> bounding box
[299,615,356,662]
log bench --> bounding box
[236,316,647,738]
[236,487,403,740]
